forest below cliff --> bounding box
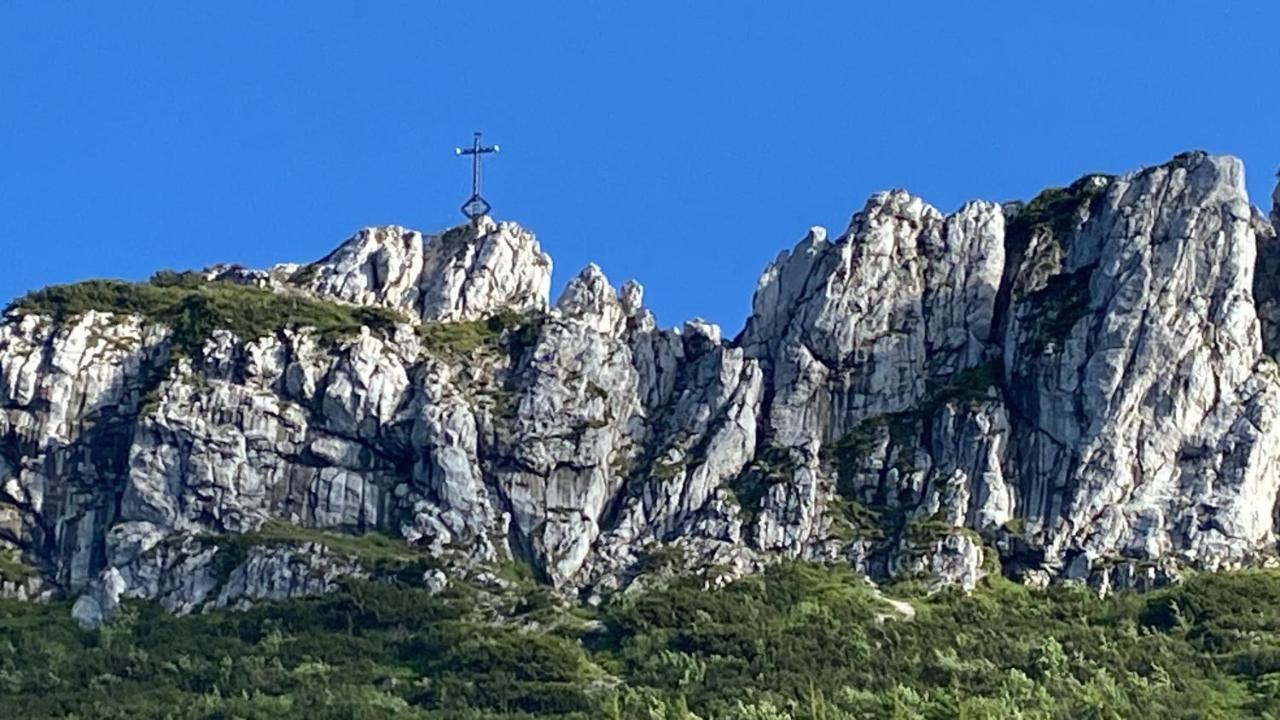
[4,562,1280,719]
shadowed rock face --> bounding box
[4,152,1280,627]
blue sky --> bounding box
[3,3,1279,331]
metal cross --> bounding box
[455,131,500,220]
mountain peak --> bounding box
[291,218,551,323]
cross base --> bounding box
[461,194,491,220]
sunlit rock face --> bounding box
[293,216,552,322]
[999,154,1280,575]
[5,153,1280,627]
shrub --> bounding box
[5,531,1280,717]
[0,548,35,582]
[415,308,541,359]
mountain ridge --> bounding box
[2,150,1279,629]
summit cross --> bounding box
[455,131,500,220]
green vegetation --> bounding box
[640,544,686,574]
[728,444,799,525]
[826,499,886,542]
[1002,176,1112,354]
[1005,175,1111,255]
[825,418,887,493]
[207,522,441,584]
[829,412,921,497]
[825,362,1003,499]
[0,548,35,583]
[651,454,687,483]
[824,412,918,500]
[287,262,321,286]
[817,362,1009,547]
[416,309,542,359]
[1003,517,1027,536]
[903,512,976,545]
[233,522,432,567]
[0,582,591,719]
[7,272,404,359]
[1025,266,1095,352]
[7,564,1280,717]
[923,361,1003,411]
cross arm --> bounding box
[456,145,500,156]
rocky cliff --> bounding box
[3,152,1280,627]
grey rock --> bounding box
[4,154,1280,627]
[889,531,987,592]
[1003,154,1280,572]
[72,567,127,630]
[296,217,552,322]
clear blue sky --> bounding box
[3,3,1278,331]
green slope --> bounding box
[4,564,1280,719]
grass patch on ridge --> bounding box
[7,271,404,359]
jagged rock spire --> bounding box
[295,216,552,322]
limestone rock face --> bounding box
[742,196,1005,447]
[737,193,1008,579]
[1255,203,1280,359]
[0,311,171,593]
[295,217,552,322]
[4,154,1280,627]
[72,525,369,629]
[1002,154,1280,575]
[490,264,647,586]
